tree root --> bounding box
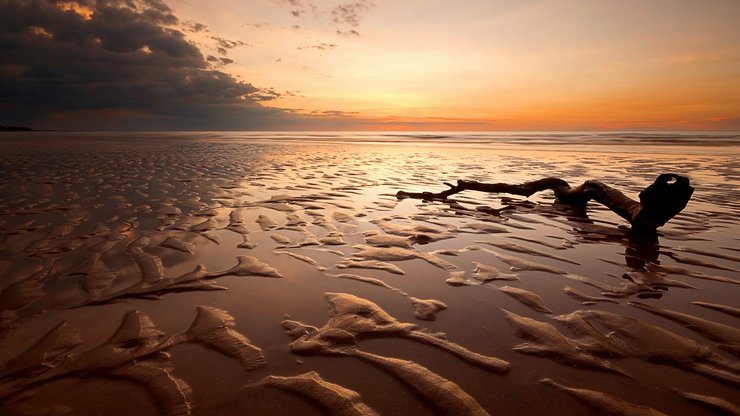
[396,174,693,232]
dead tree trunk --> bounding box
[396,174,693,232]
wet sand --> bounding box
[0,132,738,415]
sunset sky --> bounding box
[1,0,739,130]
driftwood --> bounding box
[396,174,693,232]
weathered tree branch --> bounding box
[396,174,694,232]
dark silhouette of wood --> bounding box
[396,174,693,232]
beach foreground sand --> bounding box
[0,132,738,415]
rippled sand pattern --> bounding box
[0,133,738,415]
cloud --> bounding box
[331,1,372,27]
[185,21,207,32]
[297,42,338,51]
[210,36,250,55]
[337,29,360,37]
[247,87,292,102]
[311,110,359,117]
[0,0,302,129]
[685,116,740,130]
[278,0,316,21]
[206,55,234,67]
[273,0,369,46]
[242,21,268,29]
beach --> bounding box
[0,131,738,416]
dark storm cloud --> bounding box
[0,0,300,129]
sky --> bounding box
[1,0,739,130]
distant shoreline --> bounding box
[2,128,740,133]
[0,125,32,132]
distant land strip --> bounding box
[0,125,32,131]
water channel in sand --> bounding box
[0,131,738,415]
